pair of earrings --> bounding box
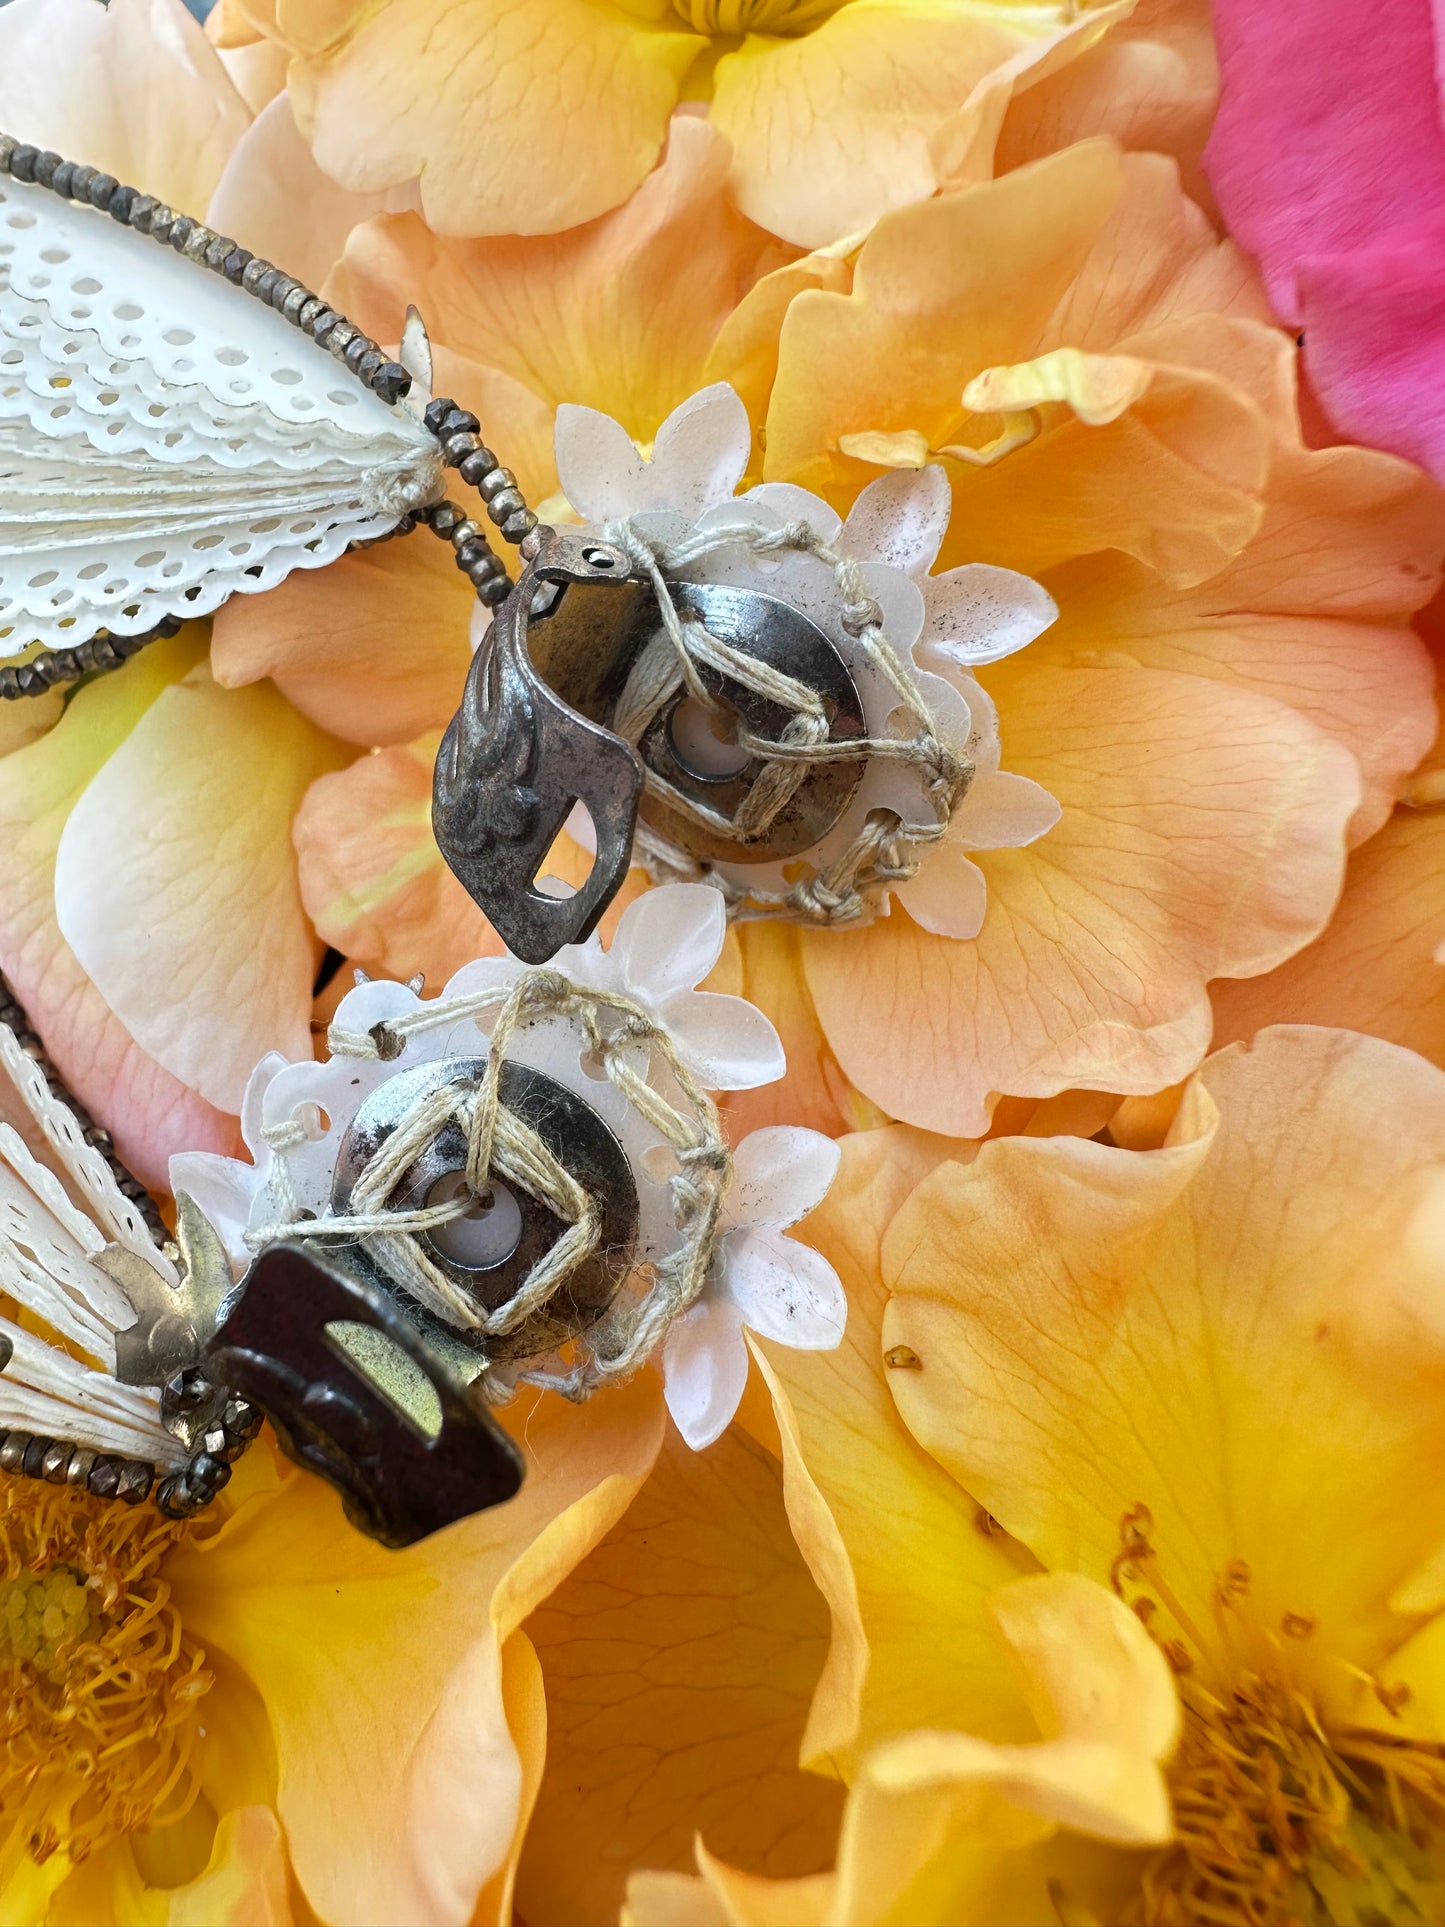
[0,132,1050,1541]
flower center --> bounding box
[1,1474,210,1866]
[670,0,845,34]
[1111,1506,1445,1927]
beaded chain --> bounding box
[0,131,543,693]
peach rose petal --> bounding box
[294,736,501,983]
[288,0,701,237]
[166,1808,293,1927]
[211,529,475,748]
[756,1130,1040,1772]
[53,673,345,1115]
[0,0,250,211]
[332,118,781,443]
[517,1422,843,1927]
[710,2,1082,250]
[0,633,239,1191]
[804,662,1359,1134]
[208,89,399,292]
[884,1027,1445,1681]
[168,1377,664,1927]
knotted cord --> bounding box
[245,969,732,1398]
[603,513,974,924]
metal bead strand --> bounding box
[423,398,540,551]
[0,131,412,408]
[421,497,514,607]
[0,1427,156,1504]
[154,1382,264,1519]
[0,612,183,702]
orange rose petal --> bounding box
[804,661,1358,1134]
[211,531,473,748]
[516,1422,844,1927]
[294,736,501,982]
[287,0,700,237]
[333,117,779,442]
[883,1026,1445,1680]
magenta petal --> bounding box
[1206,0,1445,322]
[1300,237,1445,481]
[1205,0,1445,480]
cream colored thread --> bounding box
[248,972,731,1396]
[602,516,972,923]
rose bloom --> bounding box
[624,1026,1445,1926]
[202,0,1214,246]
[215,118,1443,1144]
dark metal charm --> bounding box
[204,1242,525,1547]
[432,524,867,963]
[433,527,646,963]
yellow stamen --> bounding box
[0,1473,210,1865]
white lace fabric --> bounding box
[0,173,442,652]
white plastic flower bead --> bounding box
[553,383,1062,941]
[661,1127,844,1451]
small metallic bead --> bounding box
[204,234,232,271]
[87,172,118,211]
[275,280,306,317]
[339,333,372,370]
[16,665,44,697]
[154,1473,190,1519]
[87,1457,120,1500]
[69,163,96,203]
[48,651,84,684]
[241,257,273,295]
[108,184,137,225]
[89,639,121,670]
[456,449,501,489]
[478,574,513,609]
[500,506,538,544]
[187,1452,230,1499]
[442,430,479,466]
[484,486,526,524]
[441,406,481,437]
[449,518,482,549]
[321,320,358,356]
[182,224,214,262]
[168,213,196,251]
[309,308,342,342]
[32,654,65,687]
[32,150,61,189]
[424,396,458,435]
[223,247,253,284]
[115,1460,154,1505]
[129,193,156,233]
[255,266,283,303]
[148,204,176,243]
[428,502,464,537]
[355,348,385,386]
[469,550,506,582]
[0,668,17,701]
[454,536,490,572]
[50,159,75,200]
[0,1431,29,1474]
[370,361,411,404]
[22,1436,51,1479]
[9,144,37,184]
[222,1397,263,1441]
[66,1446,97,1487]
[155,614,184,638]
[296,296,326,330]
[0,134,17,173]
[42,1439,72,1483]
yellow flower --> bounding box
[1,1380,663,1924]
[205,0,1139,245]
[627,1025,1445,1922]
